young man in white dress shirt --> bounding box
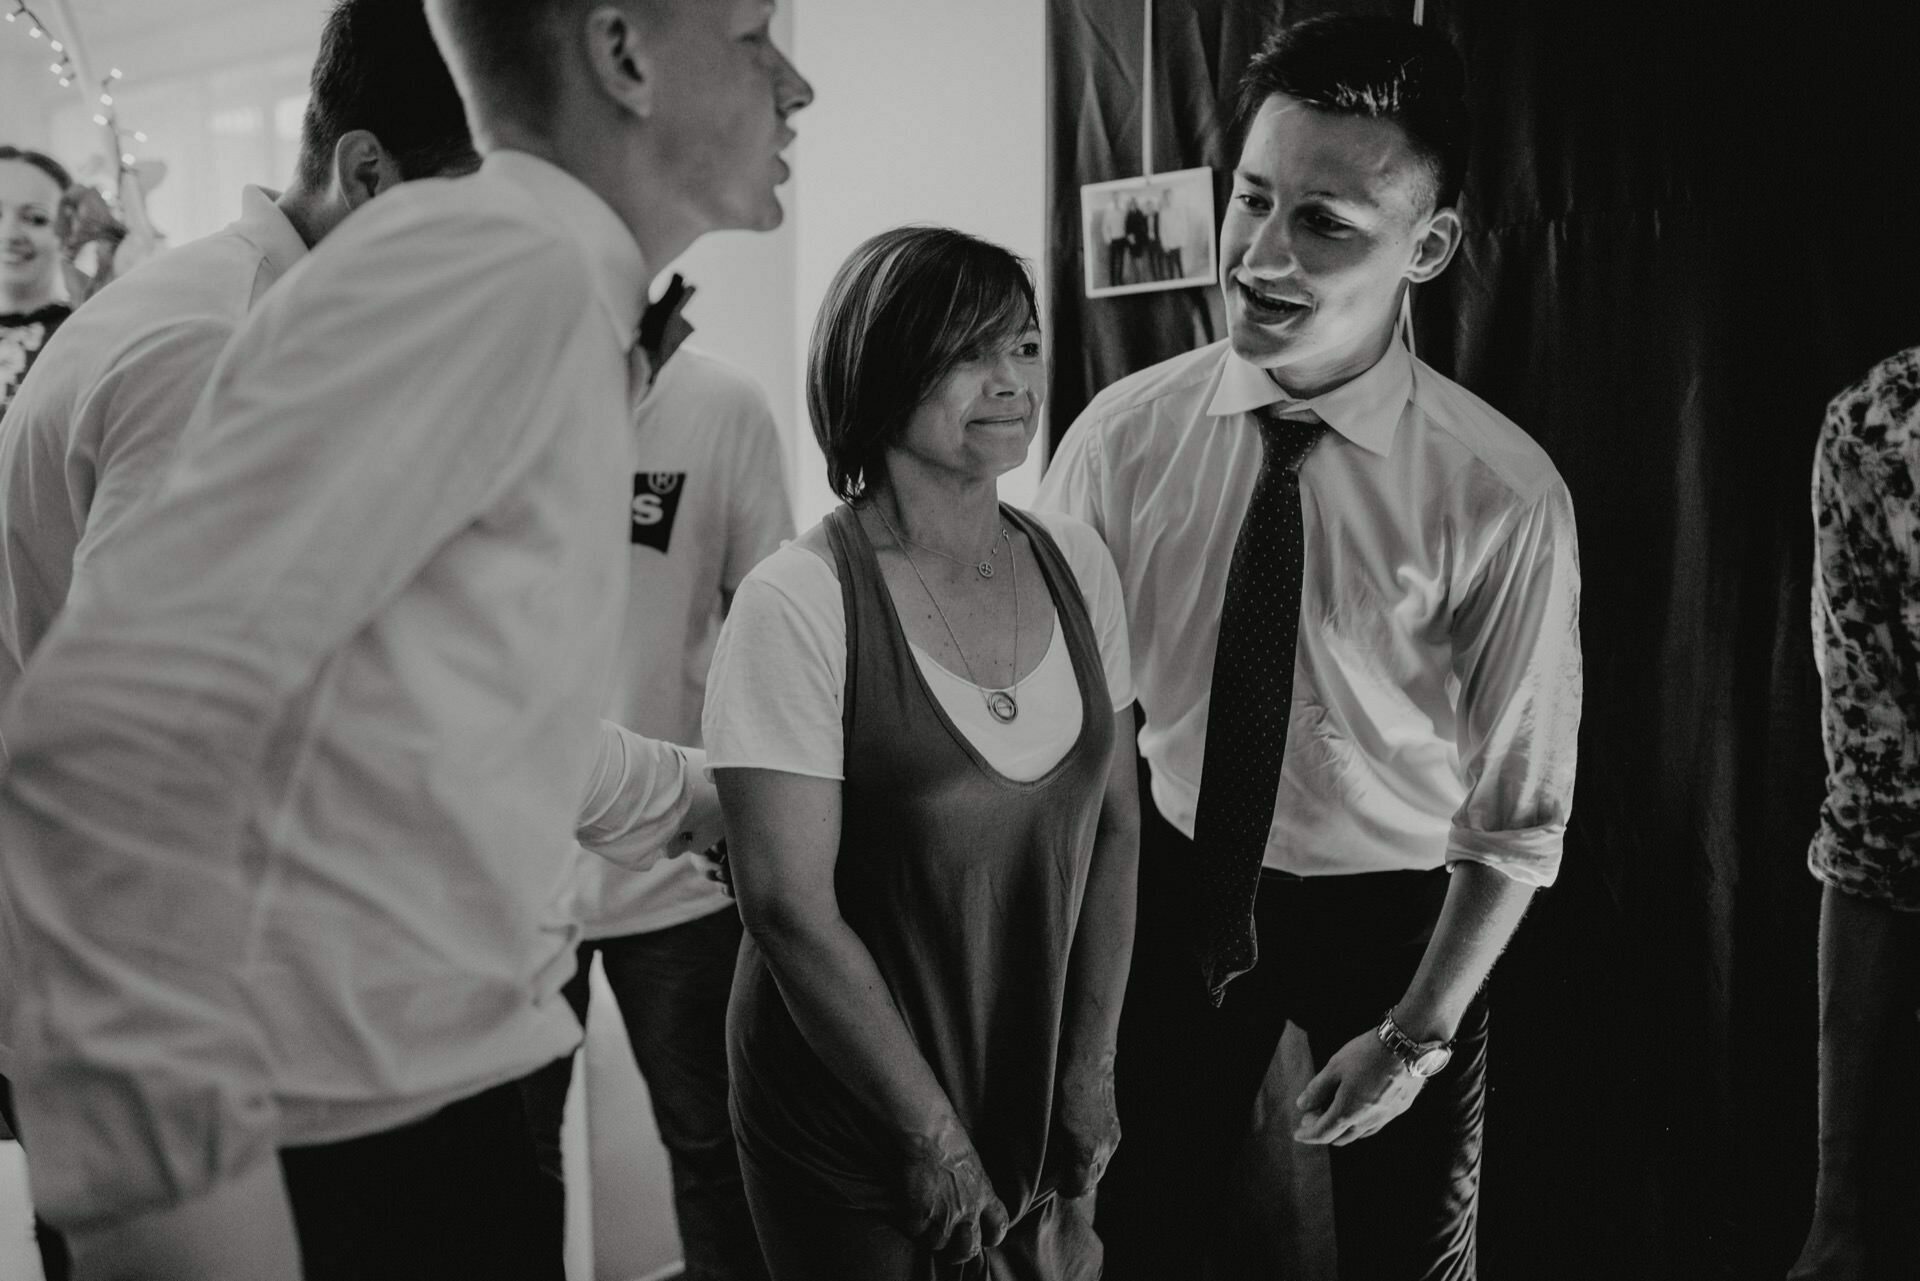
[1037,16,1582,1280]
[519,343,793,1280]
[0,1,811,1278]
[0,6,474,1276]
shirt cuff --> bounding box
[1809,828,1920,912]
[1445,824,1563,888]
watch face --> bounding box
[1412,1046,1452,1077]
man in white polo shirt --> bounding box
[520,338,792,1281]
[1038,16,1581,1280]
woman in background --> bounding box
[0,147,76,417]
[704,226,1139,1279]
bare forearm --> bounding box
[749,910,960,1141]
[1813,884,1920,1194]
[1395,861,1536,1042]
[1059,812,1138,1072]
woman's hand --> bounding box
[900,1113,1009,1265]
[1055,1052,1121,1197]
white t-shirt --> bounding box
[571,346,793,939]
[704,510,1134,783]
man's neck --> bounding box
[479,123,698,273]
[1263,317,1400,402]
[275,186,338,252]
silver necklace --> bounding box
[869,503,1022,723]
[886,519,1009,579]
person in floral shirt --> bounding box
[1793,346,1920,1281]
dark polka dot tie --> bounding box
[1191,408,1326,1005]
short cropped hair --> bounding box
[294,0,477,192]
[0,146,73,197]
[427,0,580,134]
[1236,14,1469,211]
[809,227,1039,504]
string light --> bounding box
[5,1,152,178]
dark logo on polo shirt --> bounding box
[631,472,685,552]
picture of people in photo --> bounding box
[1080,166,1216,298]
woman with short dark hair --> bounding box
[704,225,1140,1279]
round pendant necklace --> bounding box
[869,503,1022,723]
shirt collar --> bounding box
[481,149,650,347]
[234,186,310,295]
[1206,338,1413,457]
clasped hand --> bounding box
[901,1114,1009,1264]
[1292,1028,1423,1147]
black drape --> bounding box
[1046,2,1920,1278]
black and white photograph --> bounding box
[1080,166,1216,297]
[3,2,1920,1281]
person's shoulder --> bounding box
[1023,507,1108,563]
[645,346,773,423]
[1407,356,1564,501]
[310,173,578,291]
[1823,345,1920,458]
[1075,339,1230,431]
[743,527,838,598]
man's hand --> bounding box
[900,1113,1010,1265]
[1293,1029,1423,1147]
[703,838,734,898]
[1054,1053,1121,1197]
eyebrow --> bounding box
[1232,171,1377,209]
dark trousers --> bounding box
[280,1071,564,1281]
[0,1076,72,1281]
[1107,240,1128,288]
[519,906,768,1281]
[1096,802,1488,1281]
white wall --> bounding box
[784,0,1048,527]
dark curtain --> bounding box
[1045,2,1920,1278]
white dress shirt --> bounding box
[0,151,698,1235]
[571,346,793,940]
[1037,338,1582,885]
[0,185,306,726]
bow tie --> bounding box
[637,273,697,390]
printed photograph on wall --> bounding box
[1080,166,1216,298]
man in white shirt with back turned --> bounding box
[1038,16,1581,1280]
[0,2,811,1278]
[519,342,793,1280]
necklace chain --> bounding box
[869,503,1022,723]
[886,518,1009,579]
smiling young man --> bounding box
[0,2,809,1279]
[1037,16,1582,1280]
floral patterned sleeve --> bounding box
[1809,346,1920,910]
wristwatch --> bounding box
[1375,1007,1453,1078]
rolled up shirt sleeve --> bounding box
[1444,480,1584,886]
[0,221,588,1233]
[1808,387,1920,909]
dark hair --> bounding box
[0,146,73,197]
[294,0,478,192]
[426,0,576,134]
[1235,14,1469,210]
[808,226,1039,504]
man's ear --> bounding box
[333,130,405,212]
[582,3,658,121]
[1406,206,1462,285]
